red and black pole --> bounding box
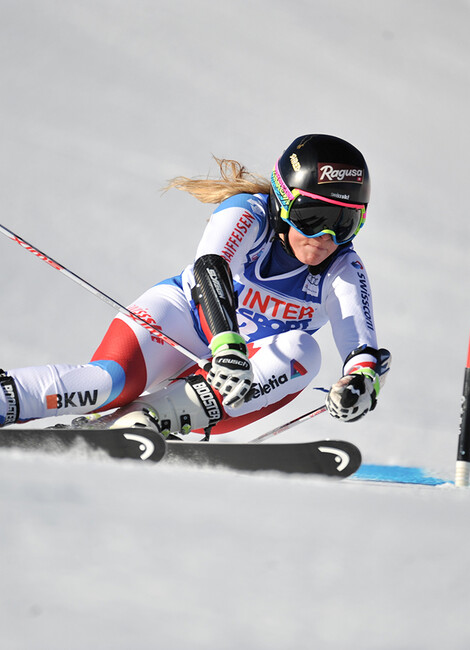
[455,334,470,487]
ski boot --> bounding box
[73,374,223,439]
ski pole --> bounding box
[455,333,470,487]
[0,223,211,371]
[249,404,327,443]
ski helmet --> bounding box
[269,134,370,246]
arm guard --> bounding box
[192,254,240,339]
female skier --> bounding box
[0,134,390,436]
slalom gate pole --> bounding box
[0,223,211,371]
[455,333,470,487]
[249,404,327,443]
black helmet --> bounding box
[269,134,370,245]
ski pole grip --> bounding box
[201,360,213,373]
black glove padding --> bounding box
[326,374,376,422]
[207,349,253,408]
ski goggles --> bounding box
[271,166,367,245]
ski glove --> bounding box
[326,346,391,423]
[207,331,253,408]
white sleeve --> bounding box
[195,195,268,275]
[323,252,378,362]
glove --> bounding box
[326,346,391,422]
[207,331,253,408]
[326,372,378,422]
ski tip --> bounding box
[104,428,167,463]
[314,440,362,478]
[0,427,167,464]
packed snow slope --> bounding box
[0,1,469,648]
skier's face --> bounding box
[286,228,338,266]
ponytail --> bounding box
[165,157,271,204]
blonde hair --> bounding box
[165,157,271,204]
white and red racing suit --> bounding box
[0,193,378,432]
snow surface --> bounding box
[0,1,469,648]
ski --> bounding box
[0,427,361,477]
[0,427,166,463]
[163,438,361,477]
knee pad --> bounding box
[251,330,322,379]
